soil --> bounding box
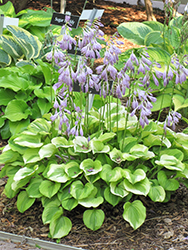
[1,0,188,250]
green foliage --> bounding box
[0,61,57,139]
[1,103,188,237]
[117,17,188,55]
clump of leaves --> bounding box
[1,103,188,238]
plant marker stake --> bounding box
[60,0,66,13]
[0,14,19,35]
[0,14,4,34]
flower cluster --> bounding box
[164,110,182,131]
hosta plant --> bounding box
[0,105,188,238]
[0,60,57,139]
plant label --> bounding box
[51,12,79,29]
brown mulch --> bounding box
[1,0,188,250]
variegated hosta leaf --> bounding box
[0,48,11,66]
[0,35,23,58]
[7,25,42,59]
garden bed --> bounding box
[1,1,188,250]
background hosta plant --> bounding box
[0,60,57,139]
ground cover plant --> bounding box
[1,0,188,240]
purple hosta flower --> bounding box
[138,62,146,75]
[79,19,104,59]
[130,89,156,128]
[59,33,76,51]
[65,14,71,23]
[168,67,174,80]
[141,55,152,66]
[130,52,139,66]
[46,49,65,64]
[107,64,117,80]
[154,69,163,79]
[164,110,181,131]
[152,73,159,86]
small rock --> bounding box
[163,230,174,239]
[164,218,172,225]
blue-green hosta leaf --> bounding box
[49,209,72,238]
[64,161,82,178]
[73,136,91,153]
[14,132,43,148]
[42,202,61,225]
[104,187,121,206]
[123,200,146,230]
[157,171,179,191]
[122,169,146,184]
[80,159,102,176]
[39,180,61,198]
[83,209,105,231]
[90,140,110,154]
[144,30,163,46]
[4,99,32,122]
[23,148,40,164]
[130,144,148,158]
[51,137,73,148]
[0,74,28,92]
[27,118,51,135]
[61,198,78,211]
[143,20,164,31]
[17,191,35,213]
[166,26,180,49]
[0,35,23,58]
[110,180,129,198]
[46,164,70,183]
[123,178,150,196]
[99,164,113,183]
[7,25,42,59]
[173,94,188,112]
[155,154,185,171]
[117,22,153,45]
[26,177,43,198]
[0,49,11,66]
[39,143,56,159]
[148,185,166,202]
[70,180,94,200]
